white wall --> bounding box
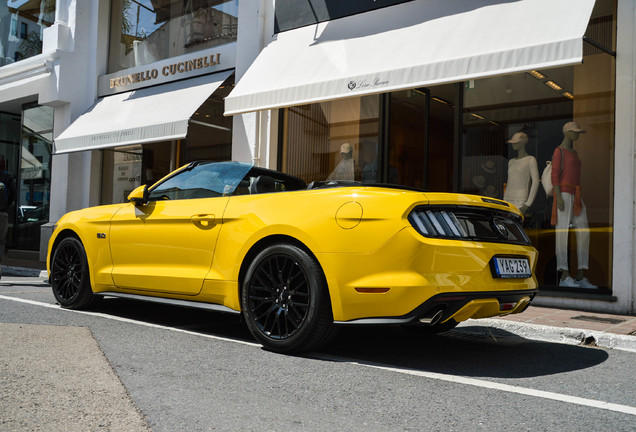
[39,0,111,260]
[231,0,277,168]
[614,0,636,313]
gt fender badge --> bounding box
[97,233,106,239]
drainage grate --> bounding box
[571,315,625,325]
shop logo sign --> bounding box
[347,78,389,91]
[108,53,222,90]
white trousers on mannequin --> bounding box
[555,192,589,271]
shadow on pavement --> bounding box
[90,297,608,380]
[319,325,609,379]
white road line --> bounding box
[0,295,260,348]
[3,294,636,417]
[316,355,636,417]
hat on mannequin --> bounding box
[562,122,585,134]
[507,132,529,145]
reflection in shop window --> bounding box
[0,0,55,66]
[109,0,238,73]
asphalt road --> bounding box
[1,277,635,432]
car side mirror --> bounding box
[127,185,149,206]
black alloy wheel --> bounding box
[50,236,100,310]
[242,244,335,353]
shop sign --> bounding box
[98,43,236,97]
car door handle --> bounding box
[190,214,216,227]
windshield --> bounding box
[148,162,253,201]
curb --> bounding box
[460,318,636,353]
[3,266,47,278]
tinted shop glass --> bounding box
[274,0,414,32]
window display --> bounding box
[504,132,539,215]
[281,96,380,184]
[462,55,615,293]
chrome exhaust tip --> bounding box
[419,309,444,325]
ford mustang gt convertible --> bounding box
[48,161,537,353]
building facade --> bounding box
[0,0,633,314]
[229,0,635,314]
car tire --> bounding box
[242,243,335,353]
[50,236,100,310]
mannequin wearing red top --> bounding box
[552,122,596,289]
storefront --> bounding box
[228,0,636,313]
[0,1,55,257]
[53,0,239,205]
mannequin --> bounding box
[504,132,539,214]
[552,122,596,289]
[327,143,356,181]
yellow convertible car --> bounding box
[48,161,537,353]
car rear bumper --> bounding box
[334,289,537,325]
[317,227,538,322]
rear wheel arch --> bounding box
[238,235,331,304]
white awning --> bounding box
[54,70,233,154]
[225,0,595,115]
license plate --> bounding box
[492,257,531,279]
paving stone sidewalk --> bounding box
[478,305,636,353]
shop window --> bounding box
[388,85,456,191]
[13,105,54,251]
[108,0,238,73]
[281,87,457,189]
[0,1,54,66]
[281,96,380,184]
[460,3,616,293]
[101,142,173,205]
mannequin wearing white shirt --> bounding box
[504,132,539,214]
[328,143,356,181]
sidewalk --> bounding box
[475,305,636,353]
[2,257,47,278]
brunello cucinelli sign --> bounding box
[97,43,236,97]
[108,53,221,89]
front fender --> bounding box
[47,204,124,291]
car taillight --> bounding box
[408,206,531,245]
